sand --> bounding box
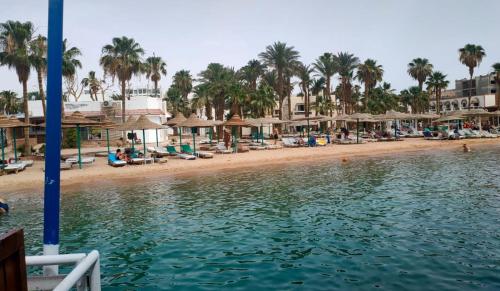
[1,138,498,195]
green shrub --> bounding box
[62,128,77,148]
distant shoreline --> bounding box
[1,138,499,196]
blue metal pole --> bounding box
[43,0,64,274]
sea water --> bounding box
[1,144,500,290]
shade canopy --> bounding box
[115,115,138,131]
[290,120,319,126]
[292,115,330,122]
[129,114,163,130]
[164,113,187,126]
[99,117,117,129]
[434,115,464,122]
[347,113,374,120]
[177,113,215,128]
[0,116,31,128]
[223,114,252,127]
[247,116,287,126]
[459,109,494,117]
[413,113,440,119]
[63,111,100,126]
[377,110,413,120]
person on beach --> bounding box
[463,144,471,152]
[0,198,9,215]
[273,128,279,145]
[115,149,129,161]
[223,129,231,149]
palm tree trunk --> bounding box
[37,69,46,119]
[287,94,292,120]
[496,73,500,109]
[154,80,158,97]
[418,80,423,92]
[277,69,284,120]
[22,80,30,155]
[121,80,126,123]
[364,83,369,110]
[468,69,473,110]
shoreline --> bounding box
[1,138,499,196]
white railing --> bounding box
[26,250,101,291]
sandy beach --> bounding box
[1,138,498,195]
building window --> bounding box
[296,104,305,112]
[491,89,496,94]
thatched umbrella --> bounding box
[248,116,287,145]
[128,115,163,164]
[164,113,187,146]
[0,116,32,163]
[99,117,117,154]
[377,110,413,138]
[63,112,100,169]
[116,115,139,151]
[223,114,252,153]
[459,109,494,131]
[177,113,215,155]
[345,113,377,144]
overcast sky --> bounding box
[1,0,499,95]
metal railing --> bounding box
[26,250,101,291]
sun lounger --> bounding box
[265,144,282,150]
[148,146,170,157]
[249,145,266,150]
[3,163,27,174]
[129,157,154,164]
[215,144,233,154]
[19,160,34,167]
[316,138,327,146]
[282,138,299,147]
[66,156,95,164]
[108,153,127,167]
[181,144,213,159]
[166,145,196,160]
[60,162,73,170]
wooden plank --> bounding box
[0,229,28,291]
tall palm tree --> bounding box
[81,71,103,101]
[295,62,313,117]
[313,52,336,111]
[356,59,383,109]
[62,39,82,103]
[259,41,300,120]
[100,36,144,122]
[191,83,213,119]
[459,44,486,110]
[172,70,193,102]
[399,86,429,114]
[0,90,21,114]
[334,52,359,114]
[0,20,34,154]
[144,55,167,97]
[493,63,500,109]
[30,35,47,118]
[250,84,276,117]
[407,58,433,91]
[426,71,449,114]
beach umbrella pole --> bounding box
[191,127,196,155]
[261,125,264,146]
[76,125,82,169]
[179,128,182,146]
[142,129,146,164]
[13,128,18,162]
[106,128,110,154]
[131,130,135,151]
[1,129,4,163]
[307,119,310,144]
[155,128,159,147]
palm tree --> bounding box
[259,42,300,120]
[367,82,398,114]
[30,35,47,118]
[239,59,265,92]
[295,62,313,117]
[250,84,276,117]
[0,20,34,154]
[0,90,21,114]
[493,63,500,109]
[62,39,82,103]
[313,53,336,113]
[144,55,167,97]
[81,71,103,101]
[334,52,359,114]
[172,70,193,102]
[399,86,429,114]
[426,71,449,114]
[459,44,486,110]
[100,36,144,122]
[356,59,383,109]
[191,83,213,119]
[407,58,433,91]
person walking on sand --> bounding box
[223,129,231,149]
[273,128,279,145]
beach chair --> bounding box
[181,144,213,159]
[215,144,233,154]
[60,161,73,170]
[166,145,196,160]
[3,162,27,174]
[148,146,169,157]
[265,144,282,150]
[108,153,127,167]
[249,145,266,150]
[282,138,299,148]
[66,156,95,165]
[316,138,327,146]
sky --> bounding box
[1,0,499,95]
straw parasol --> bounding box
[248,116,287,145]
[163,113,187,146]
[345,113,377,144]
[0,116,32,163]
[223,114,252,153]
[434,115,464,122]
[64,112,100,169]
[376,110,413,138]
[177,113,215,155]
[129,115,163,163]
[458,109,494,131]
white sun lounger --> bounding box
[4,163,27,174]
[215,144,232,154]
[66,156,96,164]
[130,157,154,164]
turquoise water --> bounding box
[1,144,500,290]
